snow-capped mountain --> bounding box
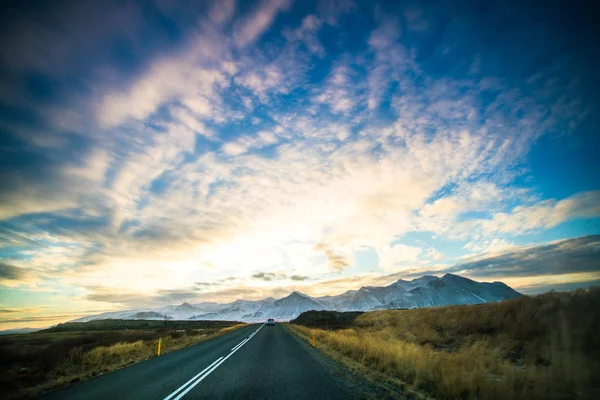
[71,309,158,322]
[71,301,228,322]
[263,292,326,320]
[339,288,384,311]
[72,274,522,323]
[190,298,276,321]
[386,274,521,309]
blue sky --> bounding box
[0,0,599,328]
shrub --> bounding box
[292,288,600,399]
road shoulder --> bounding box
[283,323,408,400]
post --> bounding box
[311,335,315,347]
[157,338,162,356]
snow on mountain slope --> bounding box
[339,288,384,311]
[245,292,326,321]
[133,311,172,320]
[403,275,439,289]
[194,292,327,322]
[173,302,199,312]
[317,290,357,309]
[190,298,276,321]
[192,302,229,313]
[388,274,522,309]
[70,274,522,323]
[71,309,149,322]
[334,275,436,309]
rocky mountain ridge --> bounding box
[73,274,522,323]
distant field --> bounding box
[0,319,243,399]
[290,310,365,329]
[42,319,236,332]
[290,288,600,400]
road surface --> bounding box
[42,323,380,399]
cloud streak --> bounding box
[234,0,292,47]
[0,262,27,280]
[451,236,600,279]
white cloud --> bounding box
[258,130,279,145]
[235,65,286,99]
[414,181,529,234]
[452,191,600,239]
[98,59,228,127]
[233,0,292,48]
[170,106,214,138]
[97,12,235,128]
[313,64,359,115]
[378,244,422,271]
[366,15,416,110]
[221,130,281,156]
[180,96,214,119]
[284,14,325,57]
[462,238,517,257]
[222,141,250,156]
[208,0,237,26]
[108,121,197,229]
[63,148,110,184]
[367,16,400,50]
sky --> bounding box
[1,0,599,329]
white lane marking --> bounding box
[163,324,266,400]
[171,342,246,400]
[230,338,248,352]
[170,324,265,400]
[163,357,223,400]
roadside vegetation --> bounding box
[290,288,600,399]
[0,319,243,399]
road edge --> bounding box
[284,323,432,400]
[36,323,248,400]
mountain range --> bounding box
[72,273,522,323]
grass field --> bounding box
[0,319,243,399]
[290,288,600,400]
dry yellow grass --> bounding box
[52,324,245,385]
[9,323,244,399]
[290,288,600,399]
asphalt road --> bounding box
[42,323,377,400]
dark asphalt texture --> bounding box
[41,323,377,400]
